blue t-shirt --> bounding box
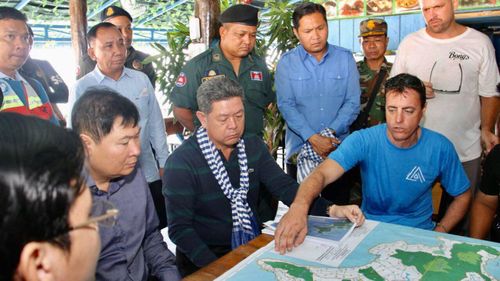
[329,124,469,230]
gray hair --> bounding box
[196,77,245,114]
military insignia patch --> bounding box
[175,72,187,87]
[106,7,114,17]
[201,69,225,83]
[250,71,263,81]
[132,59,143,70]
[212,53,221,62]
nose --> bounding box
[129,138,141,156]
[395,110,404,123]
[242,34,251,45]
[15,36,29,50]
[227,116,237,129]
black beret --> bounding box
[219,4,259,26]
[101,5,133,22]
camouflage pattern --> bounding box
[356,58,392,126]
[359,18,387,37]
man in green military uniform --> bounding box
[355,18,392,129]
[171,4,274,137]
[77,5,156,86]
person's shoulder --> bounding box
[330,44,352,54]
[280,46,302,61]
[463,27,493,43]
[186,48,213,65]
[422,127,455,149]
[166,135,200,166]
[124,67,150,81]
[130,48,151,60]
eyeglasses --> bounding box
[69,200,119,231]
[429,61,463,94]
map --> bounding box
[266,216,355,243]
[216,220,500,281]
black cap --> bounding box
[100,5,133,22]
[219,4,259,26]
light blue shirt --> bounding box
[275,44,360,160]
[329,124,470,230]
[74,67,168,182]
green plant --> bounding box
[260,0,299,155]
[144,21,190,113]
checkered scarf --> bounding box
[196,127,259,248]
[297,128,337,182]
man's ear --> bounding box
[293,27,299,40]
[87,45,96,61]
[196,111,207,128]
[17,242,56,281]
[79,133,95,156]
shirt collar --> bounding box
[298,44,331,63]
[92,66,128,83]
[84,168,127,196]
[0,70,23,81]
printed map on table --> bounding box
[266,215,355,243]
[216,220,500,281]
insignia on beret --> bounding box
[359,18,387,37]
[106,7,114,17]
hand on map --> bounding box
[274,202,309,255]
[328,204,365,226]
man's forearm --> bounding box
[173,106,195,132]
[480,96,499,132]
[293,159,345,209]
[438,189,471,232]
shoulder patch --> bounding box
[250,71,263,81]
[132,59,143,70]
[175,72,187,87]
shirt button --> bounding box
[320,108,324,111]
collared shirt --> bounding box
[276,44,361,159]
[74,67,168,182]
[87,167,180,281]
[79,46,156,86]
[0,71,58,125]
[163,135,330,270]
[357,58,392,125]
[171,44,274,137]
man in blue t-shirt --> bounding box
[274,73,471,254]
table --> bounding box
[183,234,274,281]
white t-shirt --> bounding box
[391,27,499,162]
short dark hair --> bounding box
[0,113,85,280]
[71,86,139,142]
[385,73,426,108]
[87,22,118,45]
[197,77,244,114]
[0,6,27,22]
[292,2,327,29]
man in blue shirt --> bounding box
[275,2,360,204]
[73,22,169,228]
[72,87,180,281]
[274,74,471,254]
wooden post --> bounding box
[194,0,220,45]
[69,0,87,78]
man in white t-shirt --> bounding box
[391,0,500,210]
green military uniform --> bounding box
[356,59,392,126]
[78,47,156,87]
[171,44,274,137]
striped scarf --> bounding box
[297,128,337,182]
[196,127,259,248]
